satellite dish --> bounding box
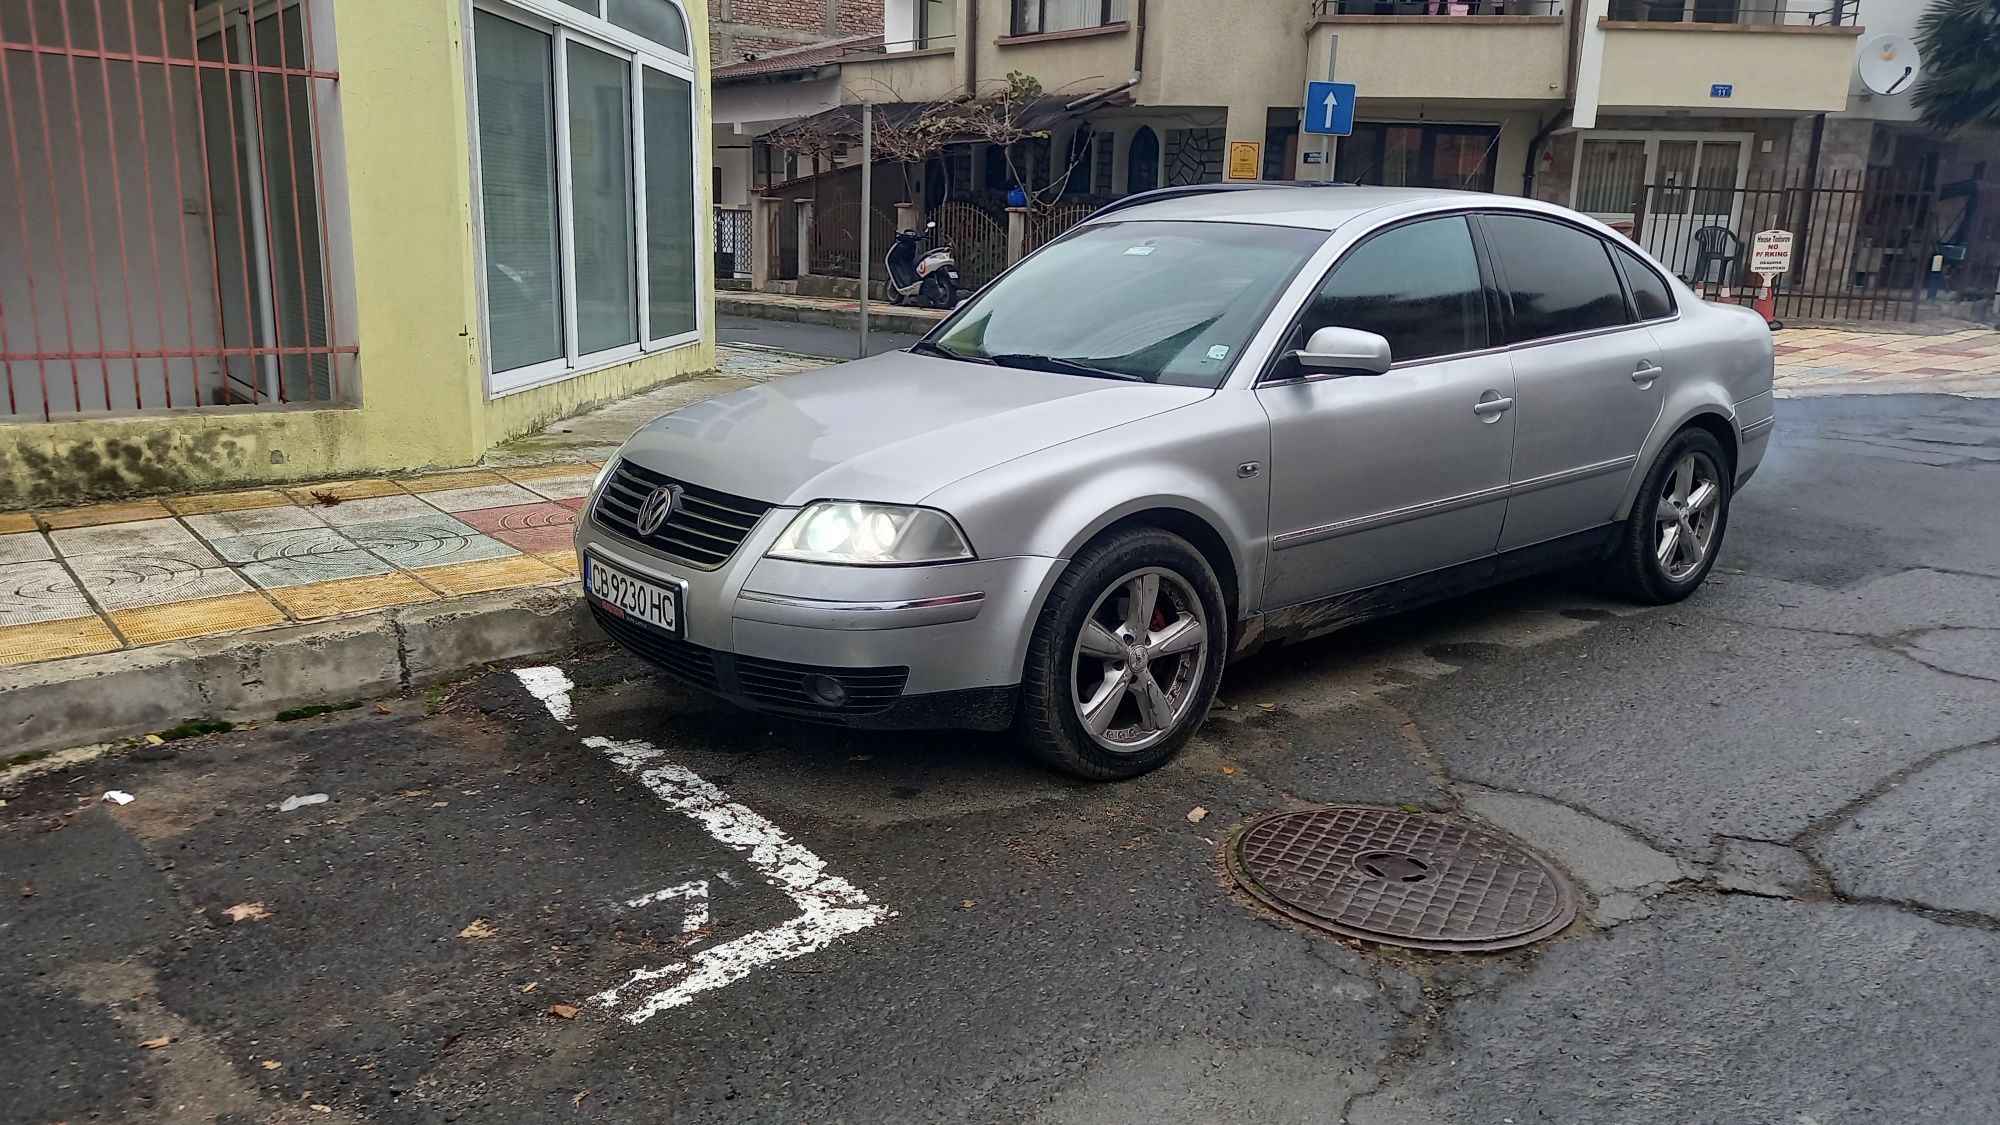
[1857,35,1921,97]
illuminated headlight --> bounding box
[767,502,975,565]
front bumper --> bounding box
[575,509,1063,731]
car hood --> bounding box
[616,350,1210,507]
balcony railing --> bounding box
[1604,0,1858,25]
[1316,1,1563,15]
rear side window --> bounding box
[1481,214,1631,343]
[1292,216,1488,364]
[1614,244,1676,321]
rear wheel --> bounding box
[1017,529,1227,780]
[1600,428,1731,604]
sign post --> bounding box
[1749,229,1793,330]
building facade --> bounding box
[0,0,714,507]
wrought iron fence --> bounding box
[1603,0,1856,24]
[1317,1,1564,15]
[0,0,353,421]
[713,206,750,278]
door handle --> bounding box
[1472,396,1515,418]
[1632,361,1665,384]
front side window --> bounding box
[1012,0,1129,36]
[1480,213,1631,343]
[472,2,698,392]
[933,221,1321,388]
[1289,217,1488,364]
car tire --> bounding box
[1601,427,1732,604]
[1016,528,1228,780]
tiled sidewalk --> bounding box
[1774,327,2000,397]
[0,462,602,668]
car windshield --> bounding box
[926,220,1325,389]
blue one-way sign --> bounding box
[1304,81,1357,137]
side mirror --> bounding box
[1293,326,1392,376]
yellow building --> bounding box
[0,0,714,507]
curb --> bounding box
[0,585,602,759]
[717,295,945,337]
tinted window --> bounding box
[1614,244,1676,321]
[1292,216,1487,363]
[1482,214,1630,342]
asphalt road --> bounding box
[718,314,922,360]
[6,393,1999,1124]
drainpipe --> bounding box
[1523,109,1571,200]
[1063,0,1145,111]
[965,0,978,92]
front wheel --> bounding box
[925,276,957,310]
[1017,529,1228,780]
[1599,428,1732,604]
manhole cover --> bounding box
[1230,806,1575,952]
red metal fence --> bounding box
[0,0,352,422]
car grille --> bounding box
[590,604,909,717]
[591,459,773,570]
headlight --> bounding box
[767,502,975,565]
[588,458,618,501]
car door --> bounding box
[1256,214,1516,610]
[1476,212,1667,552]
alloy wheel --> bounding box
[1069,568,1210,753]
[1655,450,1723,581]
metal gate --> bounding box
[930,200,1007,288]
[1632,169,1948,324]
[1024,199,1097,256]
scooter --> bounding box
[885,221,960,309]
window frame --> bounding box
[1471,211,1643,349]
[1010,0,1124,37]
[464,0,701,398]
[1259,211,1505,385]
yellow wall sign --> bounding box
[1227,141,1262,181]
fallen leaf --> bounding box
[520,982,539,994]
[458,919,498,939]
[222,902,273,923]
[572,1090,589,1109]
[261,1060,283,1070]
[430,801,450,809]
[310,1105,332,1114]
[1221,766,1236,776]
[309,490,343,507]
[1399,803,1425,814]
[140,1035,172,1049]
[960,899,977,909]
[1257,702,1277,712]
[547,1003,580,1020]
[143,733,165,746]
[1186,806,1209,823]
[374,704,392,715]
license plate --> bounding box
[585,555,681,635]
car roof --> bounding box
[1082,185,1522,232]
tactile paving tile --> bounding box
[269,572,434,620]
[51,517,211,560]
[165,489,292,516]
[456,501,579,553]
[239,548,394,590]
[38,500,173,530]
[517,471,602,501]
[65,557,252,613]
[344,515,517,570]
[396,469,509,493]
[0,513,37,534]
[184,503,324,540]
[205,525,360,565]
[1232,805,1575,952]
[309,495,440,528]
[283,478,404,505]
[498,462,602,485]
[417,483,543,513]
[414,554,567,596]
[0,560,93,626]
[0,532,54,565]
[0,615,122,667]
[111,592,287,646]
[535,550,580,577]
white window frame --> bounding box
[1568,130,1754,226]
[465,0,702,397]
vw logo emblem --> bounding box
[633,484,682,537]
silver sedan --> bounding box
[576,185,1775,779]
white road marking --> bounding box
[512,667,891,1024]
[626,879,711,933]
[513,666,576,729]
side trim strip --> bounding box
[1741,416,1775,438]
[1272,455,1638,550]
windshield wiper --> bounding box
[908,340,991,364]
[987,353,1146,382]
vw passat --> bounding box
[578,186,1774,779]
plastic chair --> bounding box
[1690,226,1742,287]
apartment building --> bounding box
[777,1,1872,273]
[0,0,712,504]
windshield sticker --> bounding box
[1123,244,1157,256]
[1207,345,1230,361]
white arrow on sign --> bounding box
[1322,89,1340,131]
[514,667,892,1025]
